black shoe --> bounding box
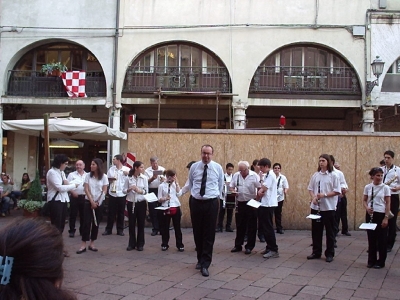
[367,264,374,268]
[307,253,321,260]
[225,227,234,232]
[161,246,169,251]
[342,232,351,236]
[276,229,284,234]
[178,247,184,252]
[245,249,251,255]
[117,232,124,236]
[137,246,143,251]
[326,256,333,263]
[215,227,223,233]
[102,231,111,236]
[387,248,392,253]
[244,235,248,242]
[76,248,86,254]
[126,246,134,251]
[259,237,266,243]
[231,247,242,253]
[69,232,75,238]
[373,265,383,269]
[195,263,201,270]
[201,267,209,277]
[334,242,337,248]
[151,231,158,236]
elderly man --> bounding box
[0,174,13,217]
[67,160,88,238]
[188,144,224,277]
[230,161,261,255]
[145,156,165,236]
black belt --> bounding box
[190,196,218,201]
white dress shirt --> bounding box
[67,170,88,195]
[229,170,261,202]
[188,160,224,199]
[107,166,128,197]
[46,167,76,202]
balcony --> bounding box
[122,66,231,95]
[249,66,361,97]
[6,70,106,97]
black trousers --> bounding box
[234,201,257,250]
[388,194,399,249]
[311,209,336,257]
[157,207,184,248]
[148,188,160,232]
[217,199,233,229]
[69,194,85,235]
[189,196,218,269]
[127,201,146,249]
[105,195,126,233]
[49,200,68,234]
[335,196,348,234]
[258,206,278,252]
[82,201,103,242]
[274,200,284,230]
[366,212,388,267]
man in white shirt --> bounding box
[144,156,165,236]
[382,150,400,252]
[257,158,279,259]
[67,160,87,238]
[272,163,289,234]
[103,154,128,236]
[216,163,234,233]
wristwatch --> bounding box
[324,193,327,197]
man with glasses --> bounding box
[382,150,400,252]
[229,161,261,255]
[272,163,289,234]
[188,144,224,277]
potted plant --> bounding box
[41,62,68,77]
[17,170,45,217]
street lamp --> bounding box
[366,56,385,96]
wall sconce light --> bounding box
[49,139,84,149]
[91,105,97,113]
[366,56,385,96]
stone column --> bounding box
[0,105,3,172]
[109,107,121,161]
[362,106,375,133]
[232,100,248,129]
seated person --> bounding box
[0,173,13,217]
[0,218,76,299]
[20,173,31,200]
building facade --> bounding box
[1,0,399,187]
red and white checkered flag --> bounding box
[61,71,87,98]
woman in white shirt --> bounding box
[363,167,391,269]
[123,161,148,251]
[77,158,108,254]
[157,169,184,252]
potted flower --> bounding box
[17,170,44,217]
[41,62,68,77]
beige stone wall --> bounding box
[127,129,400,230]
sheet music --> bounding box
[144,192,158,202]
[247,199,261,208]
[306,214,321,220]
[359,223,377,230]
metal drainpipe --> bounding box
[109,0,120,166]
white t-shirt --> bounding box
[260,170,278,207]
[308,170,341,211]
[84,174,108,205]
[363,183,391,213]
[276,173,289,202]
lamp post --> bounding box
[366,56,385,96]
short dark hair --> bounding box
[114,154,124,163]
[52,154,69,169]
[0,218,76,300]
[369,167,384,177]
[273,163,281,169]
[226,163,234,169]
[201,144,214,153]
[380,159,385,166]
[186,161,196,169]
[258,158,271,168]
[384,150,395,158]
[165,169,176,178]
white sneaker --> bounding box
[263,250,279,259]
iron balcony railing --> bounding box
[249,66,361,95]
[122,66,231,94]
[6,70,106,97]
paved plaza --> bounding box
[1,211,399,300]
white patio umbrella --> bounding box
[2,117,127,140]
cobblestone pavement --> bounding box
[1,211,399,299]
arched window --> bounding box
[7,42,106,97]
[249,44,360,99]
[382,56,400,92]
[122,42,231,95]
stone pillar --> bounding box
[0,105,3,172]
[362,106,375,133]
[232,100,248,129]
[109,107,121,162]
